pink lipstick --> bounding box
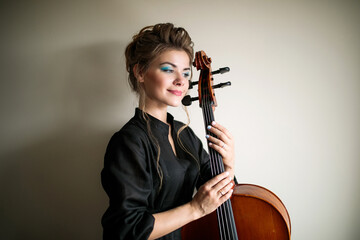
[168,90,182,96]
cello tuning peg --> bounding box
[182,95,199,106]
[211,67,230,75]
[188,80,198,89]
[212,81,231,89]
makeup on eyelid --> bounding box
[160,65,190,79]
[160,66,173,71]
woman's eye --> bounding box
[160,66,173,73]
[183,72,191,78]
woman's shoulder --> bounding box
[173,118,194,130]
[107,116,149,147]
[173,120,199,140]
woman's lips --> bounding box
[168,90,183,96]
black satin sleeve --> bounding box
[101,129,155,240]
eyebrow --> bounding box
[160,62,191,71]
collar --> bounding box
[135,108,175,135]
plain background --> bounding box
[1,0,359,239]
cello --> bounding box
[181,51,291,239]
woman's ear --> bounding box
[133,64,145,83]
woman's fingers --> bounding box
[215,177,234,199]
[220,188,234,200]
[201,172,233,199]
[204,172,233,199]
[191,172,234,217]
[206,135,227,149]
[206,121,235,180]
[207,121,232,141]
[206,121,233,151]
[204,171,230,189]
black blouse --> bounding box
[101,108,211,240]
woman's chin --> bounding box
[168,101,182,108]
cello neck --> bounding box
[202,100,238,240]
[202,101,225,177]
[201,78,238,240]
[194,50,238,240]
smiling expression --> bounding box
[138,50,191,110]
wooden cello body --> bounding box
[182,183,291,239]
[181,50,291,239]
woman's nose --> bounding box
[174,73,186,86]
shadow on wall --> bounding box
[0,41,132,239]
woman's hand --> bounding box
[190,171,233,219]
[150,171,232,239]
[206,121,235,179]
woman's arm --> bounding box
[149,171,233,239]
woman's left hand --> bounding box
[206,121,235,179]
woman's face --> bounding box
[139,49,191,109]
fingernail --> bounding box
[212,121,216,126]
[207,125,212,130]
[209,142,212,146]
[225,171,230,176]
[205,135,209,139]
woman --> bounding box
[101,23,235,240]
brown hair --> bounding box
[124,23,197,190]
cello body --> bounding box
[182,184,291,240]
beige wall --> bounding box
[1,0,359,239]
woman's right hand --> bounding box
[190,171,233,219]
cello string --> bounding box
[204,83,229,239]
[202,84,223,238]
[201,70,238,239]
[209,80,230,239]
[213,105,234,239]
[196,55,239,240]
[202,107,214,177]
[207,87,229,238]
[202,81,214,177]
[209,77,238,239]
